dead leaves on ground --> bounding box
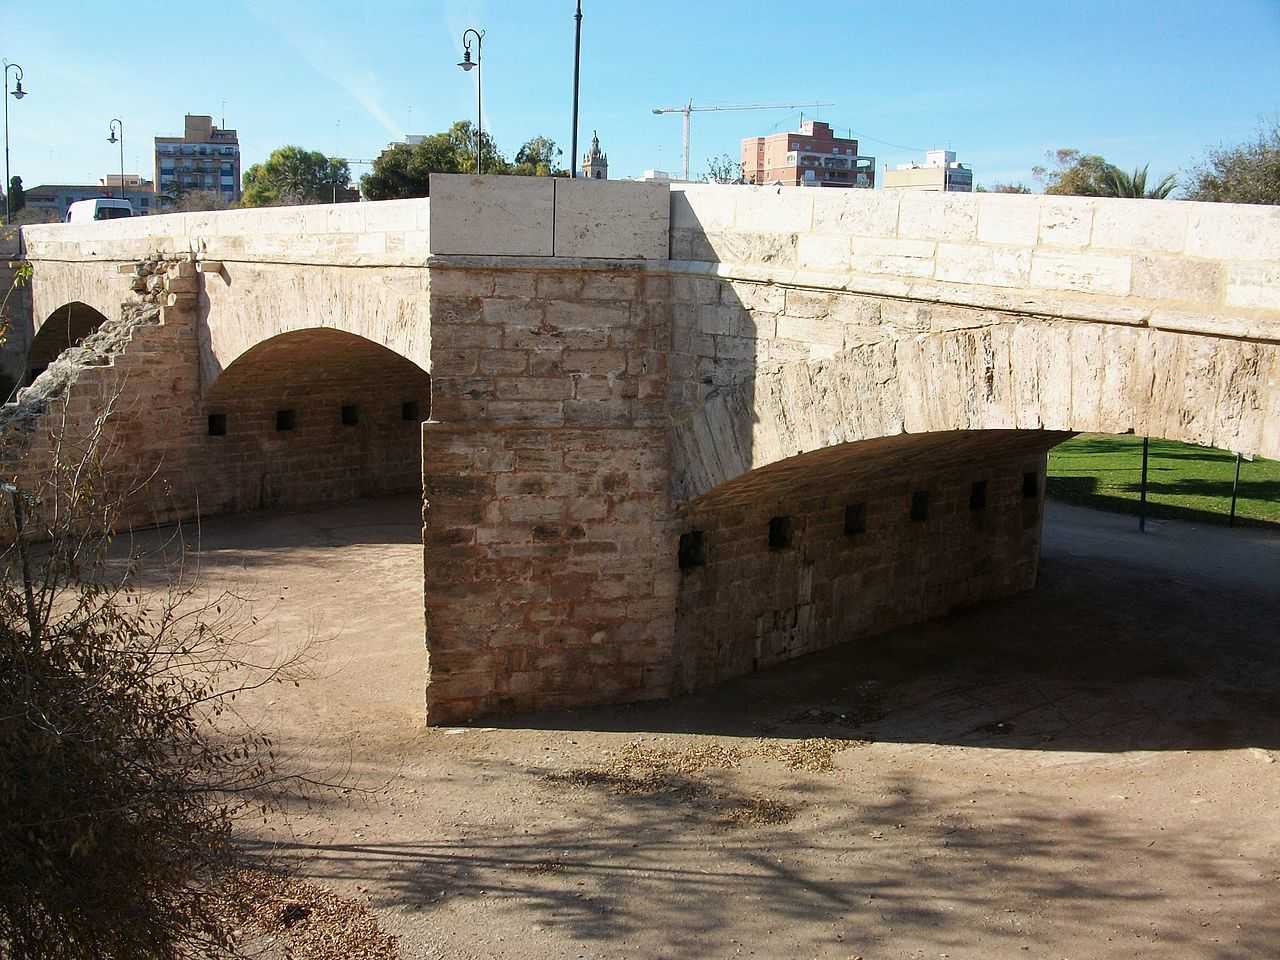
[544,736,867,827]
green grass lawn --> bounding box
[1047,434,1280,526]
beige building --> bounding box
[154,114,241,207]
[883,149,973,192]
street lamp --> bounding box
[3,61,27,225]
[457,28,484,174]
[107,119,125,203]
[570,1,582,178]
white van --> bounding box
[65,198,133,224]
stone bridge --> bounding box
[8,175,1280,722]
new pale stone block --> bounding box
[1038,197,1095,248]
[896,192,978,242]
[554,179,669,259]
[1224,262,1280,311]
[1090,198,1187,254]
[429,174,554,256]
[976,194,1041,247]
[849,237,935,278]
[1030,250,1131,297]
[811,190,900,238]
[670,184,737,232]
[796,233,852,271]
[935,243,1032,288]
[733,186,814,233]
[1186,202,1280,262]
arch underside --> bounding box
[198,262,431,392]
[199,328,431,514]
[674,321,1280,505]
[27,302,112,385]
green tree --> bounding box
[360,133,465,200]
[704,154,744,184]
[976,182,1033,194]
[446,120,508,175]
[174,190,233,213]
[1185,119,1280,205]
[7,176,24,216]
[1100,163,1177,199]
[240,146,350,207]
[511,136,566,177]
[362,123,565,199]
[1032,148,1112,196]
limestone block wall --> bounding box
[21,199,433,269]
[670,185,1280,342]
[674,432,1053,693]
[422,262,676,722]
[665,264,1280,503]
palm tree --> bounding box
[1100,163,1178,199]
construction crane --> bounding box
[651,101,836,181]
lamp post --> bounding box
[571,1,582,178]
[3,61,27,225]
[457,28,484,174]
[107,119,125,203]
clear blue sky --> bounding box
[5,0,1279,191]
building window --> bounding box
[341,404,359,426]
[207,413,227,436]
[276,409,296,432]
[1022,471,1039,499]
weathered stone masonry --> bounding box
[423,262,676,721]
[9,177,1280,722]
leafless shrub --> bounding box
[0,385,333,959]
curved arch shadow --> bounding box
[24,301,111,388]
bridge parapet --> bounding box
[21,199,433,267]
[671,185,1280,342]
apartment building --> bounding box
[154,114,241,206]
[741,120,875,189]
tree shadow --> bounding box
[238,764,1279,957]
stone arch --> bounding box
[198,262,431,391]
[672,321,1280,505]
[198,327,431,514]
[26,302,113,387]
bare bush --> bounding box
[0,390,326,959]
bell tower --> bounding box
[581,131,608,180]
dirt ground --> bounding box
[135,497,1280,959]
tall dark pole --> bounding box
[1138,435,1150,533]
[3,62,26,225]
[570,0,582,178]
